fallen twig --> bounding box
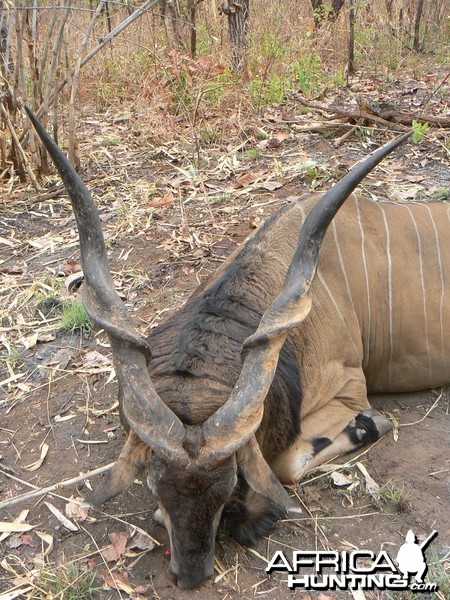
[0,462,113,510]
[298,97,450,129]
[334,119,364,147]
[420,71,450,109]
[297,98,408,131]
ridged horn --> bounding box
[24,106,189,466]
[198,131,412,464]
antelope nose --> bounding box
[167,565,211,589]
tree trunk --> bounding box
[187,0,197,57]
[348,0,355,76]
[0,0,7,63]
[413,0,425,51]
[161,0,183,51]
[330,0,345,21]
[311,0,345,27]
[220,0,249,73]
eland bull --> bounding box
[26,107,449,589]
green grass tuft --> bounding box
[59,301,93,335]
[244,147,263,160]
[432,186,450,201]
[33,561,100,599]
[372,481,411,514]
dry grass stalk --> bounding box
[68,0,106,168]
[0,101,39,190]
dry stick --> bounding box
[6,6,27,182]
[81,525,125,600]
[421,71,450,109]
[300,96,450,129]
[0,462,113,511]
[0,102,39,190]
[68,0,106,167]
[297,98,409,131]
[35,0,161,120]
[334,118,364,147]
[24,0,41,171]
[397,389,444,428]
[42,0,72,124]
[290,122,354,133]
[4,2,15,75]
[38,4,58,99]
[0,466,161,546]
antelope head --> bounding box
[25,106,410,588]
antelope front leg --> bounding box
[271,384,392,483]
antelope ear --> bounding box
[82,431,150,507]
[236,436,301,517]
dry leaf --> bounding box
[82,350,111,368]
[0,522,35,534]
[148,190,174,208]
[54,413,77,422]
[0,236,15,247]
[235,169,268,188]
[127,530,156,553]
[65,496,90,522]
[0,586,33,599]
[331,471,354,487]
[386,411,399,442]
[0,264,24,274]
[0,510,29,542]
[102,569,134,594]
[36,531,54,557]
[274,131,291,142]
[62,260,82,275]
[45,502,78,532]
[20,333,39,349]
[25,443,49,471]
[102,530,129,562]
[44,348,75,369]
[37,333,55,343]
[356,462,380,495]
[262,180,283,191]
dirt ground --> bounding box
[1,68,449,598]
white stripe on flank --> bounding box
[404,204,433,381]
[422,204,447,370]
[355,198,371,369]
[376,203,393,387]
[332,220,358,322]
[297,202,306,225]
[317,272,360,355]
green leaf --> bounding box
[412,120,429,143]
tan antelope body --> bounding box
[145,193,449,488]
[26,107,449,589]
[231,195,449,482]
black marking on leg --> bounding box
[344,413,380,447]
[312,437,332,456]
